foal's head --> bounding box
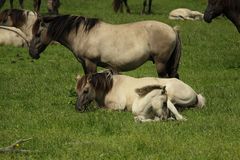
[75,71,113,112]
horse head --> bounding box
[0,9,26,27]
[75,70,114,112]
[204,0,224,23]
[29,16,53,59]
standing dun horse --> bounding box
[29,15,181,78]
[75,71,205,122]
[113,0,152,14]
[204,0,240,33]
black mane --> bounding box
[221,0,240,11]
[41,15,99,40]
[0,9,27,27]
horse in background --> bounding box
[204,0,240,33]
[0,0,41,14]
[29,15,181,78]
[75,71,205,121]
[169,8,203,21]
[0,9,38,42]
[113,0,152,14]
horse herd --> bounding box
[0,0,239,122]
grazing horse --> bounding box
[0,26,28,47]
[113,0,152,14]
[75,71,205,121]
[0,0,41,14]
[169,8,203,21]
[29,15,181,78]
[204,0,240,33]
[0,9,38,42]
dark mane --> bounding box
[0,9,26,27]
[221,0,240,11]
[135,85,166,97]
[77,72,113,94]
[37,15,99,40]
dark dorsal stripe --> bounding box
[0,9,26,27]
[40,15,99,40]
[135,85,166,97]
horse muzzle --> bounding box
[75,97,88,112]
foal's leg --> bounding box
[167,100,187,121]
[122,0,130,13]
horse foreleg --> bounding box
[147,0,152,14]
[10,0,13,9]
[83,59,97,74]
[167,100,187,121]
[19,0,24,8]
[122,0,130,13]
[33,0,41,14]
[141,0,146,14]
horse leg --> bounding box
[19,0,24,8]
[83,59,97,74]
[122,0,130,13]
[167,100,187,121]
[147,0,152,14]
[154,58,168,77]
[34,0,41,14]
[10,0,13,9]
[141,0,146,14]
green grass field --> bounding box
[0,0,240,159]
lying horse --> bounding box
[204,0,240,33]
[0,9,38,42]
[0,0,41,14]
[169,8,203,21]
[113,0,152,14]
[75,71,205,121]
[0,26,28,47]
[29,15,181,78]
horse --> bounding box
[75,70,205,121]
[113,0,152,14]
[0,0,41,14]
[132,85,170,122]
[29,15,182,78]
[0,9,38,42]
[204,0,240,33]
[47,0,60,15]
[0,26,28,47]
[169,8,203,21]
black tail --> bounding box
[167,26,182,79]
[112,0,122,12]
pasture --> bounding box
[0,0,240,159]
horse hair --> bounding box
[77,72,113,94]
[220,0,240,11]
[33,15,99,40]
[135,85,166,97]
[0,9,27,27]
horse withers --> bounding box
[204,0,240,32]
[75,71,205,121]
[29,15,181,78]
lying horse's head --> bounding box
[75,70,114,112]
[0,9,27,27]
[204,0,240,33]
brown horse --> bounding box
[29,15,181,78]
[204,0,240,33]
[0,0,41,14]
[113,0,152,14]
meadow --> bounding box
[0,0,240,159]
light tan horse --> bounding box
[28,15,182,78]
[75,71,205,121]
[0,9,38,42]
[169,8,203,20]
[0,26,28,47]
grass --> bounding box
[0,0,240,159]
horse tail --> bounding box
[112,0,122,12]
[196,94,206,108]
[167,26,182,79]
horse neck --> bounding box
[19,14,38,41]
